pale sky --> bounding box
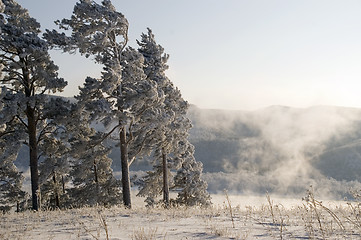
[16,0,361,110]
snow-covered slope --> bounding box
[2,193,360,239]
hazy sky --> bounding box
[16,0,361,110]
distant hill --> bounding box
[187,105,361,197]
[188,105,361,178]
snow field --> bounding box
[1,193,361,239]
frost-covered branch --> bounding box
[93,123,121,148]
[0,129,15,138]
[15,115,28,128]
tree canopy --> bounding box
[0,0,211,211]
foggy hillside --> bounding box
[188,105,361,179]
[188,105,361,198]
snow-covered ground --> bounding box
[1,193,361,240]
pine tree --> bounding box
[0,1,25,212]
[38,136,70,209]
[136,29,211,207]
[34,97,76,209]
[136,29,195,207]
[46,0,159,208]
[41,98,123,208]
[136,29,170,205]
[137,161,172,207]
[0,0,67,210]
[66,117,121,207]
[173,143,211,207]
[0,117,27,212]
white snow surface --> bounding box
[1,192,360,239]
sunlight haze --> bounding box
[16,0,361,110]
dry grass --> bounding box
[2,193,361,239]
[131,227,159,240]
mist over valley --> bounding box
[188,105,361,199]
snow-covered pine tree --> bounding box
[136,161,172,207]
[46,0,159,208]
[38,136,70,209]
[135,29,170,206]
[0,117,27,212]
[0,0,67,210]
[173,142,211,207]
[136,87,194,207]
[136,29,195,207]
[69,130,121,207]
[44,99,122,208]
[167,100,211,207]
[0,2,25,212]
[136,28,211,207]
[34,97,76,209]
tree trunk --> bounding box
[61,175,65,194]
[22,57,39,211]
[27,105,39,211]
[162,149,169,207]
[120,126,131,208]
[94,160,99,205]
[52,171,60,209]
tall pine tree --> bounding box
[0,0,26,213]
[46,0,159,208]
[0,0,67,210]
[137,29,211,207]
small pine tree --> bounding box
[68,125,122,207]
[0,120,27,212]
[173,143,211,207]
[137,165,166,207]
[137,148,174,207]
[38,137,70,209]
